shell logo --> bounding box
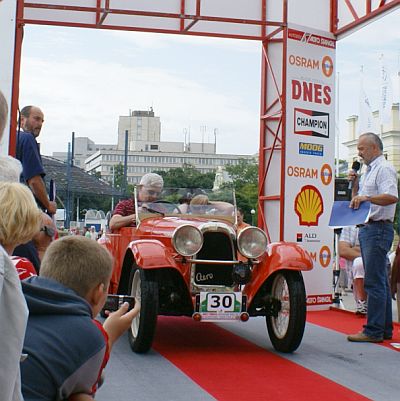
[321,55,333,78]
[294,185,323,226]
[319,245,331,268]
[320,163,332,186]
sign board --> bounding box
[285,24,336,308]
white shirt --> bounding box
[339,226,359,273]
[0,245,28,401]
[358,155,398,222]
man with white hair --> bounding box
[0,155,23,182]
[109,173,164,230]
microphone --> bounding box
[348,161,361,190]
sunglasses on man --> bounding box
[40,225,55,237]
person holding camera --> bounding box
[21,236,140,400]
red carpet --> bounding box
[307,308,400,350]
[153,316,370,401]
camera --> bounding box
[104,295,135,312]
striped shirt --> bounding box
[113,198,135,220]
[358,155,397,222]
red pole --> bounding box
[9,0,24,157]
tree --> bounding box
[224,158,258,190]
[153,164,215,189]
[224,159,258,224]
[112,163,125,191]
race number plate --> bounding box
[199,292,242,321]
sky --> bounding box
[18,7,400,159]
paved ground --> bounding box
[337,288,399,322]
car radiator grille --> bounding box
[193,231,235,287]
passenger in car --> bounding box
[189,194,234,216]
[109,173,164,230]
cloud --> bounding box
[19,56,259,156]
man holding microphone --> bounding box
[347,132,398,343]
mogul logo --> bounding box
[320,163,332,185]
[291,80,332,105]
[294,185,323,226]
[319,245,331,268]
[321,55,334,77]
[294,108,329,138]
[299,142,324,156]
[287,165,318,179]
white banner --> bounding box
[285,25,336,308]
[379,54,393,125]
[0,0,17,155]
[358,70,375,134]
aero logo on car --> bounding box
[294,185,323,226]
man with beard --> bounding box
[16,105,57,215]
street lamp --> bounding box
[250,209,256,226]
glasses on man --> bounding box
[40,225,55,237]
[145,189,161,196]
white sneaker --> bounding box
[356,300,367,315]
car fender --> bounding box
[129,239,178,269]
[244,242,313,304]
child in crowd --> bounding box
[21,236,140,401]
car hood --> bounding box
[137,215,235,237]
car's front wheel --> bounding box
[128,267,158,353]
[266,270,306,353]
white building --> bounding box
[53,137,116,168]
[343,103,400,170]
[55,109,255,184]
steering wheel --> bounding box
[151,200,181,214]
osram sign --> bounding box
[288,54,333,78]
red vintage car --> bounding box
[101,188,313,353]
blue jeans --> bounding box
[359,221,393,339]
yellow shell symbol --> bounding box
[294,185,323,226]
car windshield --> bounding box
[135,187,236,223]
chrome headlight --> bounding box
[172,225,203,257]
[237,227,268,259]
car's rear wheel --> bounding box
[128,267,158,353]
[266,270,306,353]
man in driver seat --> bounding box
[109,173,164,231]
